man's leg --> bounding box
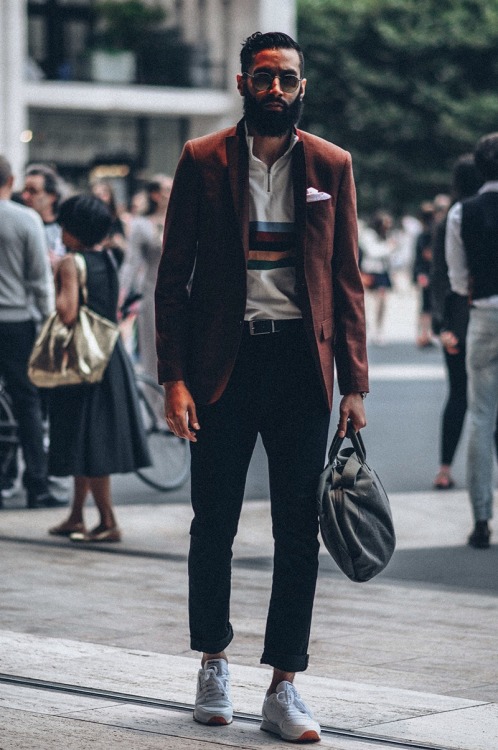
[0,322,51,506]
[259,327,328,742]
[466,308,498,539]
[189,393,258,655]
[188,335,261,725]
[260,331,330,673]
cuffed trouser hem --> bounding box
[260,651,309,673]
[190,625,233,655]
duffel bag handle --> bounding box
[327,420,367,464]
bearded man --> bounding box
[155,31,368,743]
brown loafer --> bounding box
[49,521,86,537]
[70,525,121,543]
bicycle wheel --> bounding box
[0,386,18,476]
[135,373,190,491]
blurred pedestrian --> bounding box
[47,195,151,542]
[22,163,71,500]
[90,179,127,270]
[0,155,65,509]
[127,175,173,381]
[155,31,368,741]
[446,132,498,548]
[430,155,490,490]
[359,210,397,345]
[413,196,450,348]
[412,201,435,347]
[116,189,148,358]
[22,164,66,268]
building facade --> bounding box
[0,0,295,199]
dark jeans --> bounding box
[0,320,49,496]
[188,323,330,673]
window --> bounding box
[27,0,93,80]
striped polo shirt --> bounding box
[244,129,302,321]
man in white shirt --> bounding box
[445,132,498,548]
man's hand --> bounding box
[163,380,200,442]
[337,393,367,438]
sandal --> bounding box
[49,521,86,537]
[70,524,121,543]
[433,471,455,490]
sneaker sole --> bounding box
[193,710,232,726]
[260,718,321,743]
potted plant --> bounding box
[90,0,167,84]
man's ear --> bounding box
[299,78,307,101]
[236,74,245,97]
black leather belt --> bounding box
[244,319,303,335]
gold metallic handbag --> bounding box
[28,253,119,388]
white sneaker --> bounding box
[261,681,321,743]
[193,659,233,726]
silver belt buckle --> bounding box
[248,320,276,335]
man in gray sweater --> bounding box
[0,155,65,508]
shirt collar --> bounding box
[244,120,299,162]
[478,181,498,194]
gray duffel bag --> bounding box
[317,423,396,582]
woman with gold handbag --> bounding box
[46,195,151,542]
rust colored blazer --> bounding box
[155,119,368,410]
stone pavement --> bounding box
[1,276,497,748]
[1,486,498,749]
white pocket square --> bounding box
[306,187,331,203]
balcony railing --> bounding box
[27,25,227,90]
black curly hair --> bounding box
[58,194,112,247]
[474,133,498,181]
[240,31,304,76]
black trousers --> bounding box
[188,323,331,673]
[0,320,49,495]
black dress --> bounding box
[48,250,151,477]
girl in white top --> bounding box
[359,210,396,345]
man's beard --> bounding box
[243,89,303,137]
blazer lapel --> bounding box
[226,122,249,260]
[292,139,307,267]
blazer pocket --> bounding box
[321,317,333,341]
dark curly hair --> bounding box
[58,194,112,247]
[451,154,483,202]
[474,133,498,181]
[240,31,304,76]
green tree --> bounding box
[298,0,498,215]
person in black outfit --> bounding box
[413,202,436,347]
[47,195,151,542]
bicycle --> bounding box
[0,379,18,481]
[0,373,190,494]
[133,371,190,491]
